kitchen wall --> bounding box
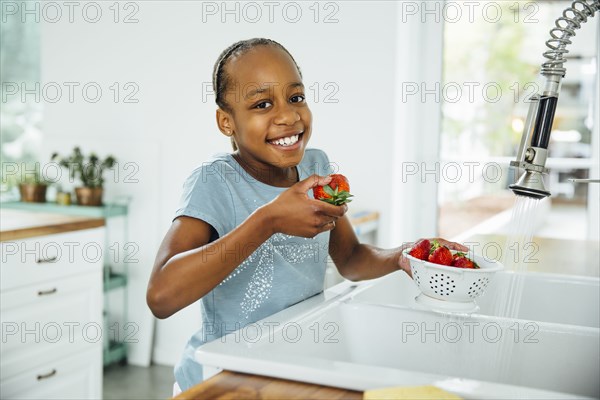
[39,1,441,367]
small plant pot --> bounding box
[75,187,103,206]
[19,183,47,203]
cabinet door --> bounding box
[1,228,105,291]
[0,347,102,400]
[0,271,102,381]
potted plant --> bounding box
[18,166,48,203]
[51,147,116,206]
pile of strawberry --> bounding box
[408,239,480,269]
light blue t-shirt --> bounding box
[173,148,334,391]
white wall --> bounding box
[39,1,426,367]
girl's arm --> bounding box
[147,175,345,319]
[329,215,468,281]
[147,211,272,319]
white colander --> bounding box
[403,249,504,313]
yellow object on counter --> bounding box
[56,192,72,206]
[363,385,462,400]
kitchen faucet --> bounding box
[510,0,600,199]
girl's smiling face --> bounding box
[217,45,311,183]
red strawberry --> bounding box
[452,252,480,269]
[453,256,474,269]
[409,239,431,261]
[428,246,453,266]
[313,174,353,206]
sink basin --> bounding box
[352,271,600,328]
[196,272,600,399]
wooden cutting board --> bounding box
[174,370,363,399]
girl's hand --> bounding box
[398,238,468,277]
[264,174,348,238]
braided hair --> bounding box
[212,38,302,150]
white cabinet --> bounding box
[0,348,102,400]
[0,227,104,399]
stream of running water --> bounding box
[491,195,543,382]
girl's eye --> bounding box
[290,94,305,103]
[255,101,272,109]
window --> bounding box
[438,1,598,240]
[0,13,42,194]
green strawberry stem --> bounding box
[324,185,336,196]
[321,184,353,205]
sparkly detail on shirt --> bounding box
[220,233,322,319]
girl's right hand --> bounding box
[263,174,348,238]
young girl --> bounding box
[146,38,466,392]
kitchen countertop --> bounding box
[0,209,105,241]
[464,233,599,277]
[174,370,362,400]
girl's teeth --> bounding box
[272,134,300,146]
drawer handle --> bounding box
[36,256,57,264]
[37,369,57,380]
[37,288,57,296]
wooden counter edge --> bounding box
[174,370,363,400]
[0,218,105,242]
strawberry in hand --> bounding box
[313,174,354,206]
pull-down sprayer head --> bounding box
[509,0,600,198]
